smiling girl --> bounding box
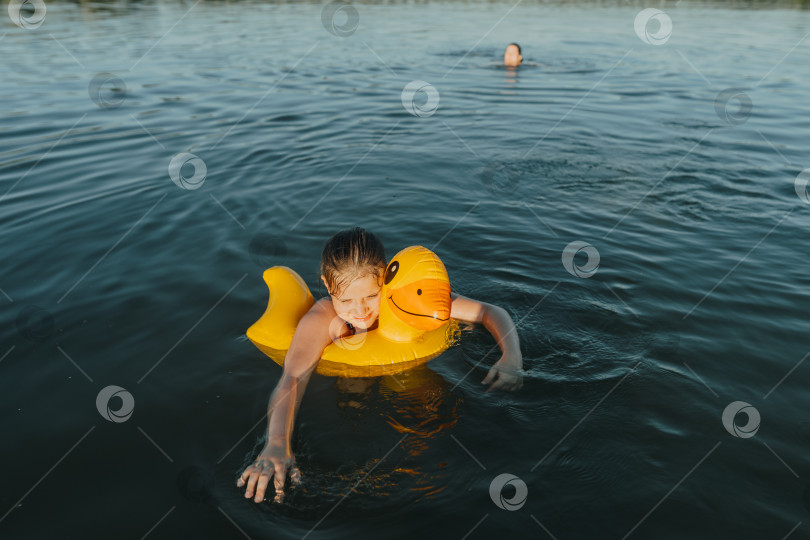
[237,227,523,503]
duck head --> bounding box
[378,246,452,342]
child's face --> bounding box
[323,271,383,330]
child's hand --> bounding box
[481,354,524,392]
[236,442,301,503]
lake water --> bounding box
[2,0,809,538]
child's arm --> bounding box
[237,304,333,503]
[450,293,524,392]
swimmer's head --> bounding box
[320,227,386,329]
[504,43,522,67]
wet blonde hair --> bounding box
[319,227,386,298]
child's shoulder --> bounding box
[306,298,351,341]
[310,297,335,316]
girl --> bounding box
[237,227,523,503]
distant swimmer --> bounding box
[504,43,522,67]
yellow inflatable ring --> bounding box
[246,246,459,377]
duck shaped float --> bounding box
[246,246,459,377]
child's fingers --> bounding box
[237,462,258,487]
[242,461,267,496]
[481,367,498,385]
[273,463,287,493]
[254,471,273,503]
[485,374,503,393]
[236,469,249,487]
[243,470,259,498]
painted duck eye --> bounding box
[384,261,399,285]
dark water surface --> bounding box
[2,1,809,538]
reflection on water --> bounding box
[379,366,461,448]
[3,0,810,538]
[241,365,460,523]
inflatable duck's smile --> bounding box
[386,279,451,330]
[383,248,452,331]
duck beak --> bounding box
[386,279,451,331]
